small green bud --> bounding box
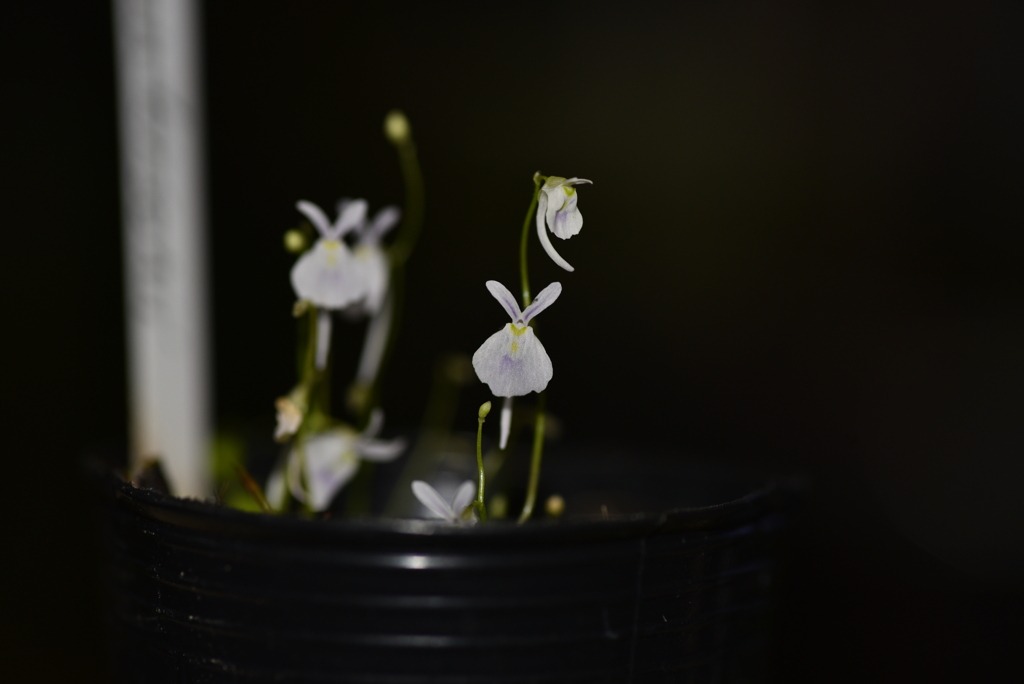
[478,401,492,419]
[384,109,411,145]
[284,229,307,253]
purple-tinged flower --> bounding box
[536,176,592,272]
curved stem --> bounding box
[518,390,546,524]
[357,125,425,428]
[519,176,543,307]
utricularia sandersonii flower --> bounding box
[411,480,477,524]
[536,176,592,272]
[291,199,368,309]
[290,199,401,368]
[265,409,406,512]
[472,280,561,448]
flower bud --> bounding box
[545,494,565,517]
[283,229,307,253]
[478,401,492,419]
[383,109,411,144]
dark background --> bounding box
[6,1,1023,681]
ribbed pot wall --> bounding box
[95,465,783,683]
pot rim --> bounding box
[90,458,783,544]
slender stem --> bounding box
[475,414,488,521]
[519,176,543,307]
[518,391,546,524]
[357,124,425,428]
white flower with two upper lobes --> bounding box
[265,409,407,512]
[472,280,561,396]
[536,176,592,272]
[291,199,369,309]
[472,281,561,448]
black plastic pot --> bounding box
[89,448,789,683]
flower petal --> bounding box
[362,407,385,439]
[499,395,513,450]
[364,206,401,245]
[485,280,523,322]
[543,185,562,237]
[550,195,583,240]
[521,281,562,324]
[412,480,456,521]
[356,436,407,462]
[296,200,333,238]
[332,198,369,239]
[265,463,286,510]
[536,214,575,272]
[301,430,360,511]
[451,480,477,514]
[472,324,553,397]
[290,239,366,309]
[353,245,390,315]
[563,177,593,187]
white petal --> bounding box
[296,200,333,238]
[300,430,360,511]
[354,245,390,315]
[287,445,306,503]
[451,480,477,514]
[412,480,456,521]
[521,282,562,324]
[499,396,513,450]
[306,454,359,511]
[364,205,401,244]
[362,407,385,439]
[472,324,553,397]
[290,239,367,309]
[550,195,583,239]
[485,280,523,322]
[331,199,368,239]
[265,462,286,510]
[536,214,575,272]
[356,436,407,462]
[315,309,332,370]
[543,185,562,237]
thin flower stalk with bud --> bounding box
[472,171,591,523]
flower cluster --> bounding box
[470,174,590,451]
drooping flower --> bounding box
[290,199,368,309]
[265,409,406,512]
[411,479,477,524]
[348,202,400,316]
[536,176,592,272]
[472,280,561,397]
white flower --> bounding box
[348,203,400,316]
[536,176,592,272]
[472,280,561,397]
[265,409,406,512]
[411,480,477,524]
[290,199,368,309]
